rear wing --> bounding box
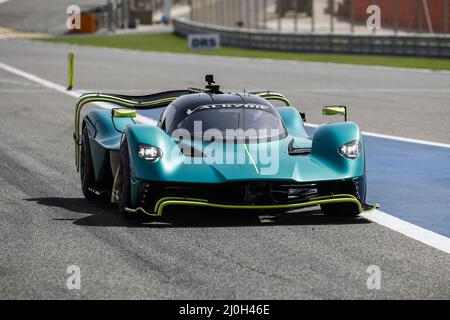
[73,90,191,170]
[252,91,291,106]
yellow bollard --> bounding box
[67,52,74,90]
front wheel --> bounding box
[118,139,137,219]
[320,202,361,217]
[319,181,364,217]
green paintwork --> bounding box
[76,91,369,214]
[74,93,179,171]
[123,120,363,183]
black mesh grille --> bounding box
[137,181,327,209]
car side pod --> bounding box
[123,194,379,217]
[73,92,186,171]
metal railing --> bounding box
[189,0,450,35]
[174,17,450,57]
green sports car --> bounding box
[73,75,377,219]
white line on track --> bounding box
[361,210,450,254]
[0,89,53,93]
[0,61,448,254]
[0,78,41,86]
[29,39,450,75]
[0,62,156,125]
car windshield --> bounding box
[173,104,286,142]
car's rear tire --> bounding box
[80,126,100,201]
[320,202,361,217]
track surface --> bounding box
[0,0,106,35]
[0,40,449,299]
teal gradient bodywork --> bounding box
[84,107,365,182]
[83,106,365,207]
[124,124,364,183]
[83,109,132,182]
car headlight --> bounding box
[339,140,362,159]
[137,145,163,162]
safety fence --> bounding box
[189,0,450,35]
[174,17,450,57]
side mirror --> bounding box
[322,106,347,122]
[112,108,137,118]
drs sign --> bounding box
[188,34,220,50]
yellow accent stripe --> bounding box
[243,144,259,174]
[154,197,208,213]
[132,193,364,217]
[364,203,381,212]
[256,92,291,106]
[310,194,357,201]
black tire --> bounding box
[118,139,138,219]
[320,202,361,217]
[319,182,363,217]
[80,126,100,200]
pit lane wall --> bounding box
[173,17,450,57]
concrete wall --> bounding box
[174,17,450,57]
